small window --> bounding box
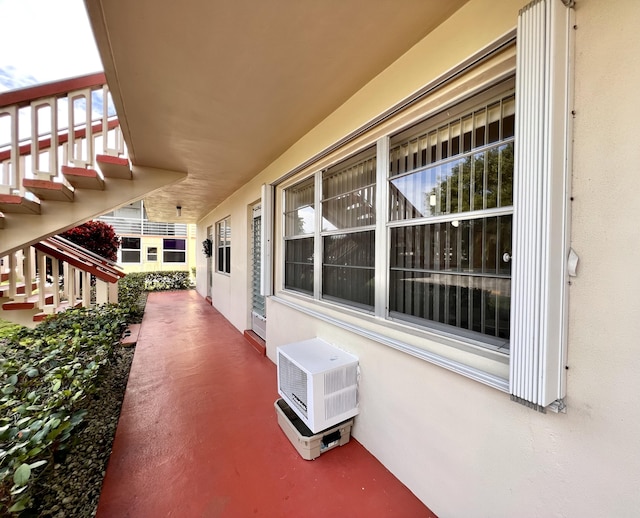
[147,247,158,261]
[163,239,186,263]
[216,218,231,274]
[121,237,141,263]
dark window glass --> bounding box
[284,238,314,294]
[122,250,140,263]
[322,231,374,309]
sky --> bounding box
[0,0,102,93]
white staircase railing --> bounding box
[1,237,124,324]
[0,72,124,197]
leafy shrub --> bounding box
[118,273,147,323]
[142,271,191,291]
[120,271,190,294]
[0,305,128,513]
[60,221,120,261]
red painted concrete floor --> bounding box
[97,290,436,518]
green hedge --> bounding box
[0,305,128,513]
[120,271,191,293]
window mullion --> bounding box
[313,170,322,300]
[375,136,389,318]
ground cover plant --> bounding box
[0,306,130,514]
[0,271,189,513]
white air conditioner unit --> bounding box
[277,338,359,434]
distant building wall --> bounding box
[98,201,197,275]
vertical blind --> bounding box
[388,87,515,344]
[322,150,376,309]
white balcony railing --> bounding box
[0,73,124,196]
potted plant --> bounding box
[202,238,213,257]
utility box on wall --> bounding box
[277,338,359,434]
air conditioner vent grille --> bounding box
[278,354,308,418]
[324,364,358,394]
[325,386,358,420]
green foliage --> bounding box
[0,322,24,340]
[142,271,191,291]
[120,271,191,295]
[0,305,128,513]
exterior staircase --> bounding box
[0,73,186,257]
[0,235,125,325]
[0,73,185,325]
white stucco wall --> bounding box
[197,0,640,516]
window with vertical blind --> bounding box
[388,83,514,347]
[216,218,231,274]
[322,148,376,309]
[282,82,515,349]
[283,177,315,294]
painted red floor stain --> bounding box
[96,290,436,518]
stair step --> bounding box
[96,154,132,179]
[243,330,266,356]
[2,293,54,310]
[0,195,41,215]
[23,179,74,202]
[0,273,8,282]
[62,166,105,190]
[33,299,83,322]
[0,281,38,297]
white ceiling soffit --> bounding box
[86,0,470,222]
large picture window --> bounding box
[388,88,514,345]
[216,218,231,274]
[281,82,515,349]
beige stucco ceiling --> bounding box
[85,0,470,223]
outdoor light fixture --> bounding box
[176,205,182,217]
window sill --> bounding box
[271,291,509,392]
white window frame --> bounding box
[146,246,158,262]
[216,217,231,275]
[280,85,516,348]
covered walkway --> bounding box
[96,290,435,517]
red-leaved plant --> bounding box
[60,221,120,261]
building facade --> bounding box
[191,1,640,516]
[98,201,196,275]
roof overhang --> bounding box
[85,0,470,222]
